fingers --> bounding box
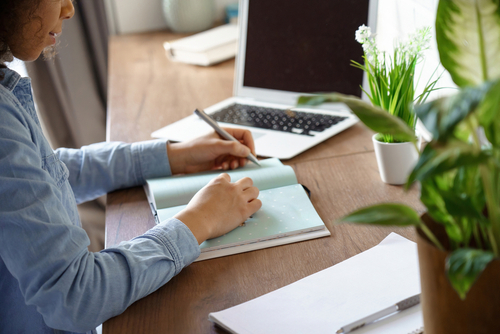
[236,177,260,208]
[218,140,250,158]
[214,173,231,183]
[235,176,253,189]
[214,175,259,204]
[247,198,262,214]
[243,186,259,202]
[203,128,257,170]
[221,127,256,155]
[221,159,240,170]
[216,175,259,203]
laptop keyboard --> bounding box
[210,104,347,136]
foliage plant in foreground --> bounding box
[299,0,500,299]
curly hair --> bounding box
[0,0,42,68]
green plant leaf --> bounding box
[420,178,456,227]
[338,204,420,226]
[436,0,500,87]
[407,141,491,185]
[414,82,492,142]
[441,190,484,221]
[298,93,416,143]
[445,223,464,244]
[446,248,496,299]
[419,177,465,244]
[453,166,486,216]
[477,79,500,147]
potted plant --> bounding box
[352,25,438,185]
[298,0,500,332]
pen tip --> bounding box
[336,330,344,334]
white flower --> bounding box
[355,25,379,60]
[399,27,432,60]
[355,24,371,44]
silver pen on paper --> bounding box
[336,294,421,334]
[194,108,260,166]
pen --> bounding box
[194,108,260,166]
[336,294,420,334]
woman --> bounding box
[0,1,262,333]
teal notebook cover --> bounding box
[145,158,328,257]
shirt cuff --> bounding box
[131,139,172,181]
[145,218,200,270]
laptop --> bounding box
[152,0,379,159]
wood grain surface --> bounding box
[104,31,424,334]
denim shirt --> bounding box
[0,68,200,334]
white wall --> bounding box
[377,0,455,99]
[104,0,236,35]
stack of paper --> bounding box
[209,233,423,334]
[163,24,238,66]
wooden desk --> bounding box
[104,31,424,334]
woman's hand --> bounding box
[174,174,261,244]
[167,128,256,174]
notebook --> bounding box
[208,233,423,334]
[151,0,379,159]
[144,158,330,261]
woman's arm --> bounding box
[0,103,260,332]
[0,104,200,331]
[56,139,171,204]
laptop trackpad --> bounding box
[251,131,266,141]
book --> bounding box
[163,23,238,66]
[144,158,330,261]
[208,233,423,334]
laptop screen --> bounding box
[242,0,370,97]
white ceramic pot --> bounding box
[372,134,419,185]
[162,0,216,33]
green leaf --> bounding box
[446,248,496,299]
[414,82,492,142]
[407,141,491,185]
[441,191,484,221]
[339,204,421,226]
[419,177,469,245]
[445,223,464,244]
[453,165,486,216]
[436,0,500,87]
[477,79,500,147]
[298,93,416,143]
[420,178,456,226]
[477,80,500,126]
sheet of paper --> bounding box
[148,158,298,209]
[209,233,422,334]
[157,184,326,251]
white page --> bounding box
[147,158,297,209]
[209,233,422,334]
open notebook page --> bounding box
[157,184,327,253]
[209,233,422,334]
[146,158,297,209]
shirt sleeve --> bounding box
[55,139,172,204]
[0,102,201,332]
